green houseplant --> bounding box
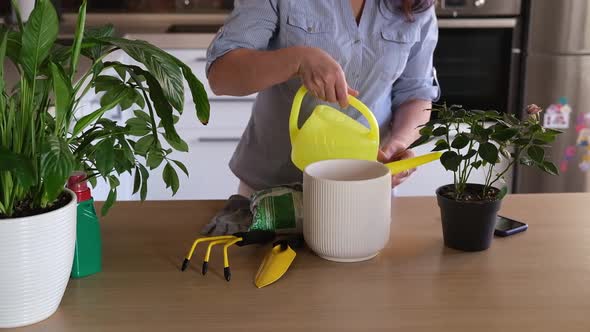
[409,103,561,251]
[0,0,209,327]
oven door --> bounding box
[434,18,523,116]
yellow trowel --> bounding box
[255,236,304,288]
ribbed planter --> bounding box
[0,190,76,328]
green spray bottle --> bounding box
[68,172,102,278]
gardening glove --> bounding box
[200,195,253,236]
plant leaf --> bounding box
[98,38,185,111]
[69,0,87,79]
[172,159,189,176]
[132,166,141,194]
[138,163,149,201]
[164,134,189,152]
[95,138,115,175]
[408,135,431,149]
[471,160,482,169]
[432,139,449,151]
[432,126,448,136]
[82,24,115,60]
[41,136,75,201]
[0,147,35,188]
[542,161,559,175]
[101,188,117,216]
[6,30,22,63]
[134,135,154,155]
[95,75,124,92]
[528,146,545,164]
[146,149,164,169]
[72,92,127,137]
[463,149,477,160]
[20,0,59,80]
[519,156,534,166]
[451,134,469,149]
[440,151,462,172]
[479,142,499,164]
[491,128,519,142]
[163,163,180,195]
[419,126,433,136]
[49,62,73,135]
[180,64,210,124]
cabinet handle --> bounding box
[195,57,208,62]
[198,137,241,143]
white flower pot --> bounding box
[0,190,76,328]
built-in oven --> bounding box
[434,0,524,116]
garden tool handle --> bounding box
[289,85,380,143]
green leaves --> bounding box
[98,38,185,111]
[491,128,518,142]
[40,137,75,202]
[432,126,448,136]
[451,134,469,149]
[49,62,73,135]
[95,138,115,175]
[180,64,210,124]
[69,0,87,79]
[440,151,462,172]
[527,146,545,164]
[541,161,559,175]
[20,0,59,80]
[95,75,143,111]
[82,25,115,60]
[432,139,449,151]
[0,148,35,188]
[101,188,116,216]
[163,162,180,195]
[478,142,498,164]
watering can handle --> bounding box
[289,86,380,142]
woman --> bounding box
[206,0,440,197]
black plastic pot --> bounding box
[436,184,502,251]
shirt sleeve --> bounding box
[205,0,279,75]
[391,7,441,109]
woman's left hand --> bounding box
[377,138,417,188]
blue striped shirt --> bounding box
[206,0,440,190]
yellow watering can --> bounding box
[289,86,442,173]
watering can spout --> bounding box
[384,152,443,174]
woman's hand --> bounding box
[296,47,359,108]
[377,138,417,188]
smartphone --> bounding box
[494,215,528,237]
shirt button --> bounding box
[307,26,314,32]
[354,39,361,44]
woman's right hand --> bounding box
[296,47,359,108]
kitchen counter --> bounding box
[14,194,590,331]
[56,13,223,49]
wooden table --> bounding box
[13,194,590,331]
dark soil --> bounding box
[0,191,73,219]
[439,185,500,202]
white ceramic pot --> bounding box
[0,190,76,328]
[303,159,392,262]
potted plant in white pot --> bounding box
[409,104,561,251]
[0,0,209,327]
